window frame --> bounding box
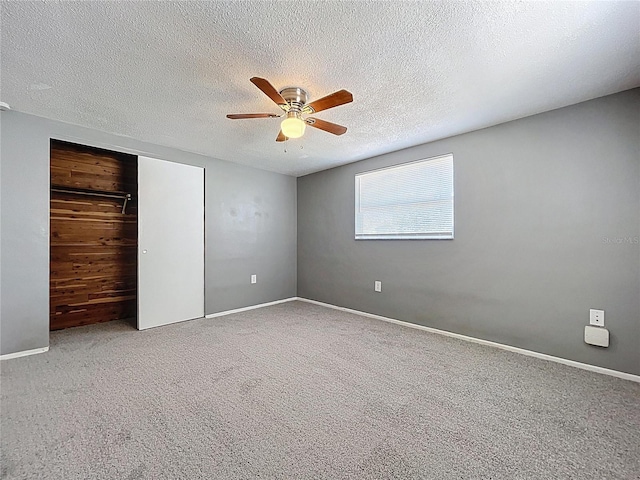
[354,153,454,241]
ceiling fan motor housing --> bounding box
[279,87,308,113]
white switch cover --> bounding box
[251,274,257,284]
[374,281,382,292]
[589,309,604,326]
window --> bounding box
[355,154,454,240]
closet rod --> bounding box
[51,188,132,214]
[51,187,130,200]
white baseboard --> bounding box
[1,346,49,361]
[205,297,298,319]
[297,298,640,384]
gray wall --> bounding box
[0,111,297,356]
[298,89,640,376]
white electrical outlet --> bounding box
[251,274,257,284]
[589,309,604,327]
[374,281,382,292]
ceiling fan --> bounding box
[227,77,353,142]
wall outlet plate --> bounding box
[251,274,257,284]
[589,309,604,326]
[374,281,382,292]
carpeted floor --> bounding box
[1,301,639,479]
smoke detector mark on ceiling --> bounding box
[29,83,52,91]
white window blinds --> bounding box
[355,154,454,240]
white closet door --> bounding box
[137,156,204,330]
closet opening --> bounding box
[49,140,138,330]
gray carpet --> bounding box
[1,301,639,479]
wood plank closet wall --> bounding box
[50,140,138,330]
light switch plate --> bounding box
[251,274,257,284]
[374,281,382,292]
[589,309,604,326]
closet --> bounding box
[49,140,138,330]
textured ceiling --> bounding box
[1,1,639,176]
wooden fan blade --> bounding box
[305,89,353,114]
[276,130,288,142]
[250,77,288,107]
[306,117,348,135]
[227,113,280,119]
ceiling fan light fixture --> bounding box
[228,78,352,142]
[281,114,306,139]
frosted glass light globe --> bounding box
[281,117,306,139]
